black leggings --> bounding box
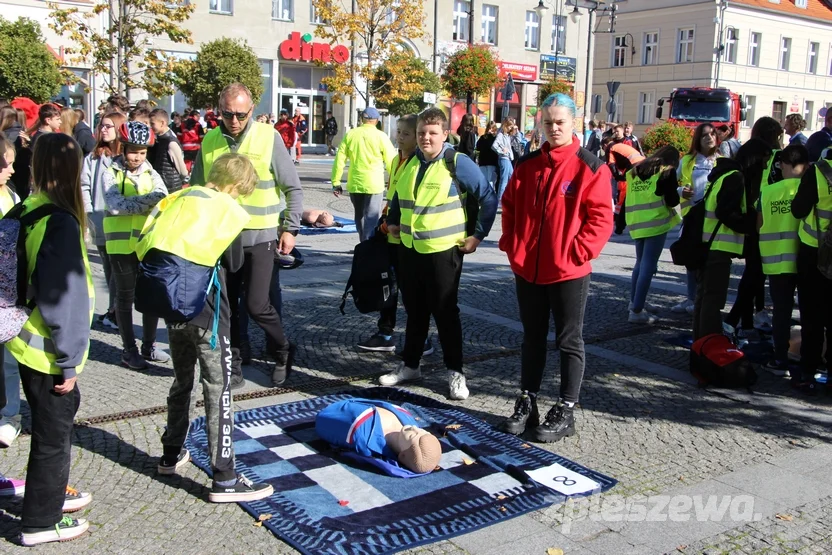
[515,274,590,404]
[110,252,159,352]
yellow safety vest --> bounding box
[759,177,800,275]
[624,171,681,239]
[201,123,277,231]
[103,167,154,255]
[135,186,250,265]
[6,193,94,375]
[397,152,467,254]
[703,170,746,255]
[386,154,418,246]
[798,159,832,247]
[677,154,697,216]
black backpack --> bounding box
[339,233,397,315]
[669,181,721,271]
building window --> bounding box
[748,32,761,66]
[551,14,566,53]
[524,11,540,50]
[612,35,627,67]
[772,101,787,123]
[638,92,654,125]
[453,1,470,42]
[386,0,400,24]
[796,0,808,7]
[255,60,273,117]
[779,37,791,71]
[482,4,498,45]
[613,92,623,122]
[272,0,292,20]
[804,101,814,131]
[209,0,232,13]
[643,31,658,65]
[742,95,755,128]
[808,42,819,74]
[311,1,329,24]
[677,28,694,63]
[724,27,737,64]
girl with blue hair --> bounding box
[497,92,614,444]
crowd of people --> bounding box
[1,81,831,547]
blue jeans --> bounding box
[630,233,667,312]
[1,348,20,418]
[686,269,697,303]
[496,157,513,205]
[480,165,497,191]
[239,263,282,342]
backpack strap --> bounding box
[443,148,457,182]
[339,275,352,315]
[208,264,221,350]
[817,159,832,187]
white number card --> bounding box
[526,463,600,496]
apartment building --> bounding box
[591,0,832,141]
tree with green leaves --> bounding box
[49,0,195,101]
[372,53,440,117]
[441,44,501,102]
[536,77,572,105]
[0,17,63,103]
[641,121,693,155]
[176,38,264,109]
[311,0,426,105]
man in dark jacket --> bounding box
[149,108,188,193]
[72,110,96,156]
[806,110,832,161]
[325,111,338,155]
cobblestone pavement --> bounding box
[1,156,830,554]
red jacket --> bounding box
[499,136,614,285]
[275,120,296,150]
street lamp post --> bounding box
[715,0,728,88]
[466,0,476,114]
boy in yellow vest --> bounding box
[383,108,497,400]
[756,144,808,376]
[144,154,273,502]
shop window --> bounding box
[280,66,312,89]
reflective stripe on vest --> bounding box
[135,186,250,266]
[397,152,466,254]
[201,123,277,230]
[798,161,832,247]
[6,193,95,376]
[702,170,746,255]
[759,177,800,274]
[103,167,154,255]
[624,171,681,239]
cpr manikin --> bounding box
[315,399,442,476]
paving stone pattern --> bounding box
[1,157,830,554]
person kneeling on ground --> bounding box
[139,153,273,503]
[316,399,442,476]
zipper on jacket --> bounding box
[532,164,556,284]
[533,174,544,207]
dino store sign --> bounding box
[279,32,350,64]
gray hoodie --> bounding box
[81,152,113,246]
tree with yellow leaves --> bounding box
[311,0,426,106]
[48,0,195,101]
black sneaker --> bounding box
[209,474,274,503]
[239,341,252,365]
[62,487,92,512]
[21,516,89,546]
[272,344,295,386]
[497,393,539,435]
[532,403,575,443]
[121,348,149,370]
[230,373,246,390]
[358,334,396,352]
[157,449,190,475]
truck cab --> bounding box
[656,87,747,130]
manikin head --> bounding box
[386,426,442,474]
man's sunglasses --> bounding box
[221,109,251,121]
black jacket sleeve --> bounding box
[715,171,756,235]
[657,172,681,208]
[791,165,819,220]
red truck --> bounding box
[655,87,747,129]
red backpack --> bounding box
[690,334,757,389]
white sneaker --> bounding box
[628,310,657,325]
[628,301,659,313]
[379,362,421,386]
[671,300,693,314]
[448,371,469,400]
[0,416,22,447]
